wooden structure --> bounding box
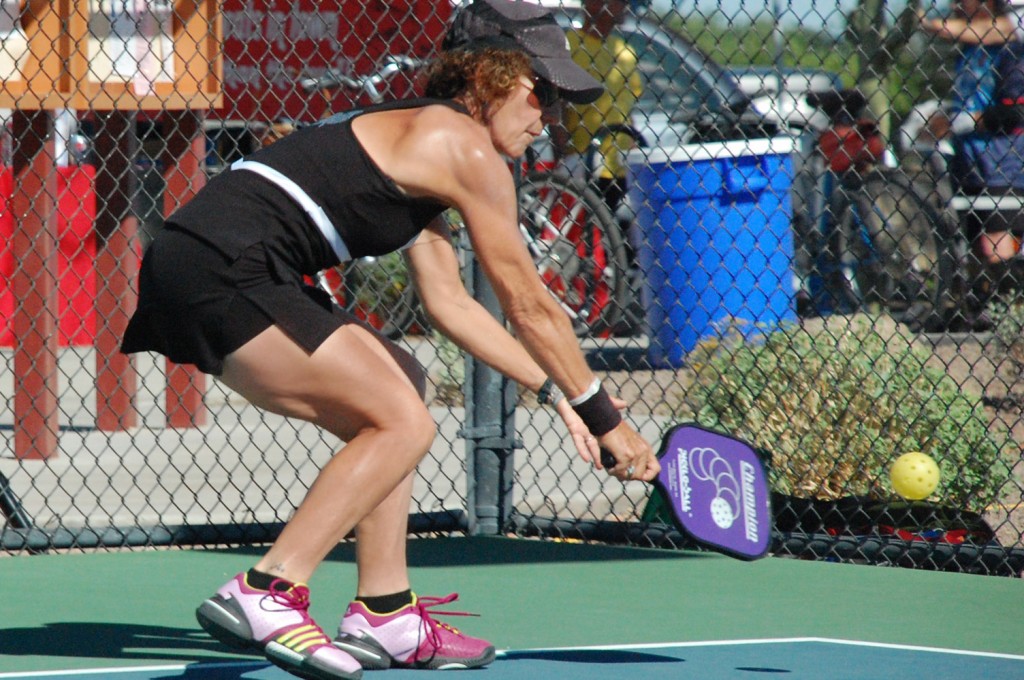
[0,0,221,111]
[2,1,222,459]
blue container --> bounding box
[628,138,797,368]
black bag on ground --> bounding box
[771,493,996,545]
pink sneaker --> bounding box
[196,573,363,680]
[333,593,496,670]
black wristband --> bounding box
[571,385,621,436]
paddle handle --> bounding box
[600,448,616,469]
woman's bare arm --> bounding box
[920,12,1016,44]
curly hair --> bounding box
[423,48,533,121]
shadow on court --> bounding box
[207,536,714,569]
[499,649,790,677]
[502,649,685,665]
[0,622,257,665]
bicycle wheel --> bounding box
[318,253,422,339]
[518,171,629,336]
[827,168,958,325]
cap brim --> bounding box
[532,56,605,104]
[482,0,553,21]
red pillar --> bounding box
[11,111,59,459]
[92,111,140,431]
[161,110,207,428]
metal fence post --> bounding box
[462,247,520,536]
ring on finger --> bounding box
[626,466,635,477]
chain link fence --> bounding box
[0,1,1022,577]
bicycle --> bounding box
[514,123,649,338]
[299,55,424,103]
[901,127,1024,329]
[517,160,629,337]
[305,57,630,338]
[801,90,959,328]
[581,123,650,336]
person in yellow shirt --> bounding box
[553,0,643,334]
[554,0,643,218]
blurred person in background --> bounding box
[552,0,643,332]
[920,0,1024,321]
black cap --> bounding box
[444,0,605,104]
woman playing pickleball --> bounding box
[121,2,659,679]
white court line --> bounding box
[2,639,1022,678]
[495,637,1024,661]
[810,638,1024,662]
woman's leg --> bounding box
[218,322,436,585]
[353,471,416,597]
[212,319,494,672]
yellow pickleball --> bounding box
[890,452,940,500]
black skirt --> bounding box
[121,226,361,375]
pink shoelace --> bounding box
[414,593,479,651]
[268,580,313,611]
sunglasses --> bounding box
[531,75,560,108]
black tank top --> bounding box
[166,98,469,271]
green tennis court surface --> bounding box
[1,538,1021,678]
[1,640,1022,680]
